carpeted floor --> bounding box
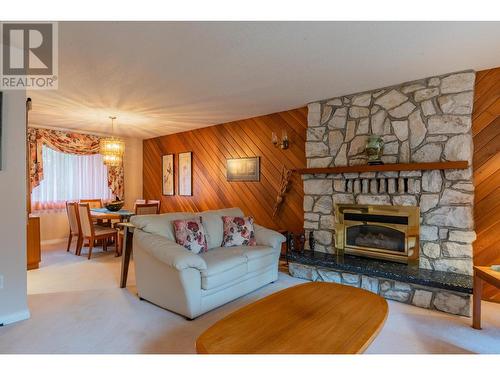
[0,242,499,354]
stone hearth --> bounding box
[287,251,472,317]
[302,70,476,276]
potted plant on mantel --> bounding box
[365,135,385,165]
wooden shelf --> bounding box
[294,161,468,175]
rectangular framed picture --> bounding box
[178,151,192,196]
[226,157,260,182]
[162,154,174,196]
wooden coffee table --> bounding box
[196,282,388,354]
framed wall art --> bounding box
[162,154,174,196]
[178,151,192,196]
[226,157,260,182]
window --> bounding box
[31,146,113,210]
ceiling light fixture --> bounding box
[100,116,125,167]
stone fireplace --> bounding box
[303,70,476,275]
[289,70,477,316]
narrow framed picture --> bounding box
[226,157,260,182]
[162,154,174,196]
[178,151,193,196]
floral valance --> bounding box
[28,127,124,199]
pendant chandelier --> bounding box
[100,116,125,167]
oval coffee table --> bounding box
[196,282,388,354]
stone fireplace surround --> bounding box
[289,70,477,316]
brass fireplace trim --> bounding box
[335,204,420,264]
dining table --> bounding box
[116,222,135,288]
[90,207,135,222]
[89,208,136,286]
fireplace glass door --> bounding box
[346,224,406,253]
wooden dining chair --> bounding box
[79,198,103,209]
[147,199,161,212]
[80,198,115,226]
[134,199,146,206]
[135,203,160,215]
[65,202,83,255]
[78,203,119,259]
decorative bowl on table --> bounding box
[105,200,125,211]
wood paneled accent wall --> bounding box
[143,108,307,232]
[472,67,500,302]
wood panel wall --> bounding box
[472,67,500,302]
[143,108,307,232]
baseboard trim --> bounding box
[41,238,67,246]
[0,309,30,326]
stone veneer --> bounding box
[303,70,476,276]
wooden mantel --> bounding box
[294,161,468,175]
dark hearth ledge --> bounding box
[288,251,473,294]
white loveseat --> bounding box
[130,208,285,319]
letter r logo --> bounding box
[2,23,53,75]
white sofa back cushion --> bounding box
[131,212,195,241]
[131,207,245,246]
[199,207,244,249]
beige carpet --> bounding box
[0,242,499,354]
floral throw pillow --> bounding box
[173,218,208,254]
[221,216,257,247]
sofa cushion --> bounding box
[199,247,247,290]
[173,218,208,254]
[241,245,278,273]
[199,207,244,249]
[198,213,224,249]
[221,216,256,247]
[131,212,195,241]
[241,245,276,260]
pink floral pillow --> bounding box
[173,218,208,254]
[221,216,257,247]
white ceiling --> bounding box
[28,21,500,139]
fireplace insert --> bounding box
[335,204,419,264]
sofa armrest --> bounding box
[134,230,207,271]
[254,224,286,250]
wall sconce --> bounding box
[271,130,290,150]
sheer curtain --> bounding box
[31,145,113,211]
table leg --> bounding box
[120,227,133,288]
[472,273,483,329]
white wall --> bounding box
[37,136,143,243]
[38,211,67,243]
[0,90,30,325]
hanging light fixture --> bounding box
[100,116,125,167]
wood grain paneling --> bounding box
[473,67,500,302]
[143,108,307,232]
